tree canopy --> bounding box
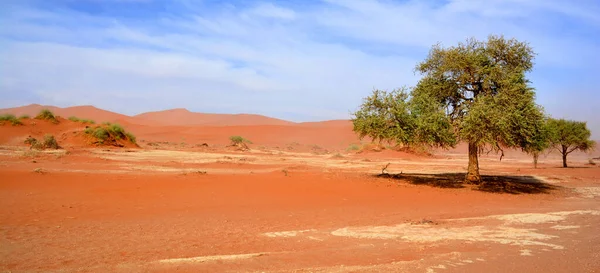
[547,118,595,167]
[353,35,546,183]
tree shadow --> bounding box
[377,172,559,194]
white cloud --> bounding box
[0,0,598,135]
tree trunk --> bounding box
[562,145,568,168]
[533,152,539,169]
[465,142,481,184]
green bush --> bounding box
[86,124,136,144]
[0,114,22,126]
[19,114,30,119]
[93,127,109,142]
[125,132,137,144]
[229,135,252,145]
[69,116,95,124]
[43,134,60,149]
[35,109,58,123]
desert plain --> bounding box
[1,104,599,273]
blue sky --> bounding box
[0,0,598,136]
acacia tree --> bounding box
[547,118,595,167]
[353,35,546,184]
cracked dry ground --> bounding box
[1,149,599,272]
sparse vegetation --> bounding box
[346,144,361,152]
[0,114,23,126]
[230,135,252,145]
[19,114,30,119]
[68,116,95,124]
[84,122,137,145]
[35,109,58,123]
[25,134,60,150]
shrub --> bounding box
[69,116,95,124]
[19,114,30,119]
[43,134,60,149]
[346,144,361,152]
[93,128,109,142]
[108,123,125,138]
[0,114,23,126]
[86,124,136,144]
[35,109,58,123]
[25,135,60,150]
[230,136,252,145]
[125,132,137,144]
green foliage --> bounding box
[69,116,95,124]
[93,127,109,142]
[19,114,30,119]
[0,114,23,125]
[86,123,136,144]
[546,118,596,167]
[43,134,60,149]
[354,35,545,183]
[352,87,455,149]
[125,132,137,144]
[229,135,252,145]
[35,109,58,123]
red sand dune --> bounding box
[133,108,294,126]
[0,104,132,124]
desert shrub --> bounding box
[43,134,59,149]
[69,116,96,124]
[86,124,136,144]
[230,135,252,145]
[24,136,38,146]
[0,114,22,125]
[108,123,125,138]
[35,109,58,123]
[92,127,110,142]
[69,116,95,124]
[346,144,361,151]
[19,114,30,119]
[125,132,137,144]
[25,135,59,150]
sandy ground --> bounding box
[1,145,599,273]
[1,105,599,272]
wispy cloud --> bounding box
[0,0,598,135]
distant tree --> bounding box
[523,118,552,168]
[353,35,546,184]
[547,118,595,167]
